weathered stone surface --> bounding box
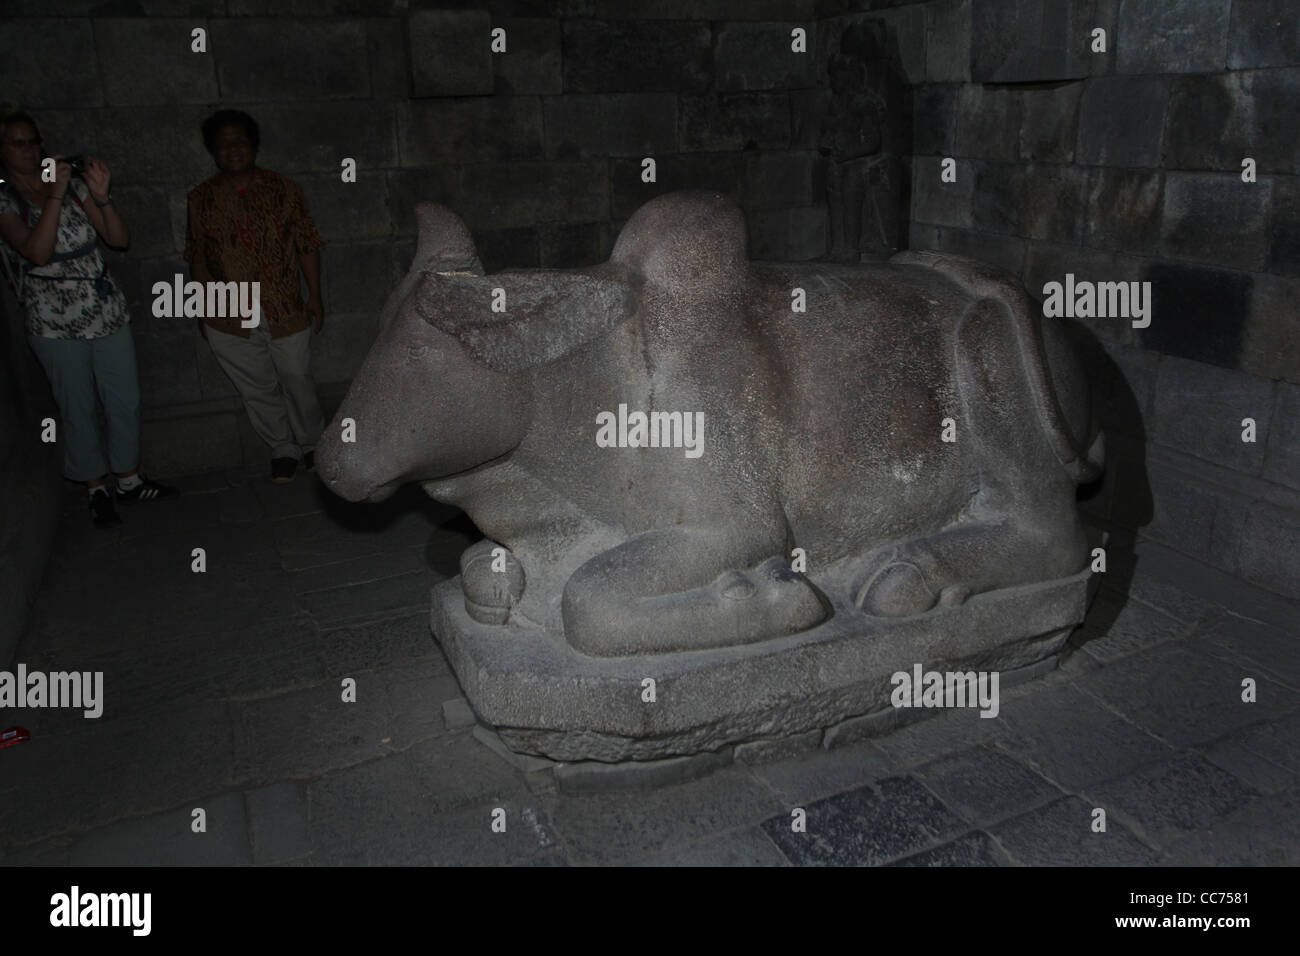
[1116,0,1229,74]
[972,0,1099,82]
[213,20,369,101]
[93,105,213,187]
[459,161,608,230]
[917,746,1062,826]
[1215,499,1300,598]
[1158,174,1270,270]
[492,18,562,95]
[911,158,973,229]
[248,101,399,176]
[1076,75,1170,168]
[409,9,493,97]
[323,242,395,314]
[1019,81,1084,164]
[246,781,311,864]
[94,19,219,106]
[734,728,823,765]
[316,192,1101,762]
[69,792,251,866]
[473,724,557,773]
[761,777,969,866]
[1075,643,1294,748]
[911,84,959,156]
[399,97,544,165]
[367,17,411,97]
[1229,0,1300,68]
[1269,177,1300,277]
[1089,753,1257,849]
[926,0,972,83]
[919,225,1027,277]
[715,22,819,92]
[1244,69,1300,175]
[562,19,711,94]
[862,6,927,85]
[1140,262,1253,368]
[1263,382,1300,490]
[554,747,733,793]
[748,205,830,260]
[641,827,789,866]
[972,162,1088,241]
[953,85,1022,162]
[300,175,391,243]
[442,697,477,730]
[609,154,747,219]
[5,20,101,109]
[1150,354,1273,474]
[887,829,1006,866]
[990,796,1159,864]
[538,221,605,268]
[678,94,792,153]
[1083,168,1162,252]
[544,94,677,159]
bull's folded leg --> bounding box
[854,514,1087,617]
[561,528,830,657]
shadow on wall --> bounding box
[0,276,64,666]
[1066,318,1154,648]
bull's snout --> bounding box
[314,420,402,502]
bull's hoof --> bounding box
[461,540,525,625]
[858,561,938,617]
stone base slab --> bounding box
[431,568,1093,762]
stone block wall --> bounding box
[829,0,1298,599]
[3,0,854,482]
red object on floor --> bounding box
[0,726,31,749]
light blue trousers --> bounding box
[27,324,141,482]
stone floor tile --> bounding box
[1164,786,1300,865]
[639,826,789,866]
[995,684,1175,790]
[748,738,895,806]
[990,796,1160,866]
[1073,644,1296,749]
[1193,613,1300,690]
[296,571,432,629]
[544,766,783,866]
[1082,753,1258,850]
[862,703,1009,769]
[1073,592,1188,665]
[68,792,251,866]
[915,746,1063,827]
[246,781,311,864]
[761,776,968,866]
[886,830,1007,866]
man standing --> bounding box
[185,109,325,483]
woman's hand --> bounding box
[82,157,111,202]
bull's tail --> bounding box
[890,250,1105,484]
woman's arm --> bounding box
[0,161,70,267]
[79,158,129,249]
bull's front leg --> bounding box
[560,527,830,657]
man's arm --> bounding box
[300,246,323,331]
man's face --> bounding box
[213,124,254,174]
[1,122,43,175]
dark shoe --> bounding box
[271,457,298,483]
[116,475,178,502]
[303,450,315,472]
[90,488,122,527]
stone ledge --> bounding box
[432,567,1092,762]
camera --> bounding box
[63,154,87,175]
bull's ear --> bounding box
[415,270,636,374]
[413,203,484,275]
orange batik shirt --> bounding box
[183,168,324,338]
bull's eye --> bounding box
[407,345,430,361]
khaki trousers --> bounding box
[206,322,324,461]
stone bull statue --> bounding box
[317,191,1103,664]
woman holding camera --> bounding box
[0,110,174,527]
